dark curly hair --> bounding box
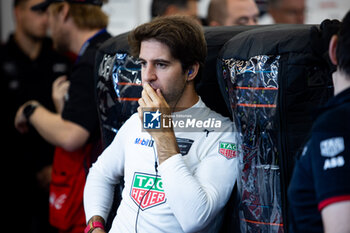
[128,16,207,74]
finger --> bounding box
[14,106,24,124]
[53,75,67,86]
[138,97,146,107]
[60,82,70,92]
[143,83,160,103]
[64,81,70,88]
[14,112,28,134]
[57,75,67,82]
[137,106,143,121]
[141,89,153,106]
[55,81,69,94]
[53,77,65,91]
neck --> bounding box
[333,69,350,96]
[14,29,43,60]
[69,28,101,54]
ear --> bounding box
[329,34,338,66]
[60,2,70,22]
[164,5,180,16]
[14,6,22,23]
[186,63,200,82]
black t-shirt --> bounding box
[62,29,111,143]
[0,35,70,171]
[0,35,70,228]
[288,87,350,233]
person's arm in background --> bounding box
[14,101,89,152]
[322,201,350,233]
[14,64,93,152]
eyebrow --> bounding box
[154,59,171,64]
[138,58,172,64]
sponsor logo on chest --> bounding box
[134,137,154,147]
[130,172,166,210]
[323,156,345,170]
[320,137,344,157]
[320,137,346,170]
[218,142,237,159]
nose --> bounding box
[141,63,157,83]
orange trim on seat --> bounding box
[241,218,283,227]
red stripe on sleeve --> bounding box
[318,195,350,211]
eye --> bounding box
[156,62,167,69]
[138,60,147,68]
[236,17,249,26]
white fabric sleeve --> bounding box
[83,126,126,223]
[158,136,238,232]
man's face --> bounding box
[16,0,48,39]
[270,0,305,24]
[225,0,259,26]
[164,0,200,24]
[47,5,69,52]
[139,39,187,107]
[182,0,198,19]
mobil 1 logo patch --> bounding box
[218,142,237,159]
[130,172,166,210]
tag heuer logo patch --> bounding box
[130,172,166,210]
[218,142,237,159]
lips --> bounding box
[147,82,158,91]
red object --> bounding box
[318,195,350,211]
[84,221,105,233]
[49,144,96,232]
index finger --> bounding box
[143,83,160,102]
[53,75,67,86]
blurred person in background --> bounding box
[207,0,259,26]
[0,0,70,232]
[14,0,111,232]
[151,0,203,24]
[260,0,305,24]
[288,11,350,233]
